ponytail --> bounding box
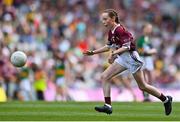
[104,9,120,23]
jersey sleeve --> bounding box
[122,41,131,50]
[106,40,113,48]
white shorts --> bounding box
[118,70,130,77]
[114,51,143,74]
[141,56,154,71]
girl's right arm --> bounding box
[83,45,110,56]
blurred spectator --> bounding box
[18,67,35,101]
[32,63,47,100]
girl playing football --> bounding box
[83,9,172,115]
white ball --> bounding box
[10,51,27,67]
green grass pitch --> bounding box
[0,101,179,121]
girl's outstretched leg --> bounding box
[133,69,172,115]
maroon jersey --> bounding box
[107,24,135,51]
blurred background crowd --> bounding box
[0,0,179,101]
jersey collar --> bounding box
[111,24,120,34]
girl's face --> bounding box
[101,12,115,28]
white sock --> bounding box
[105,103,112,108]
[163,97,169,103]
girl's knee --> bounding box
[138,84,148,91]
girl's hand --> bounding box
[108,53,117,64]
[83,50,94,56]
